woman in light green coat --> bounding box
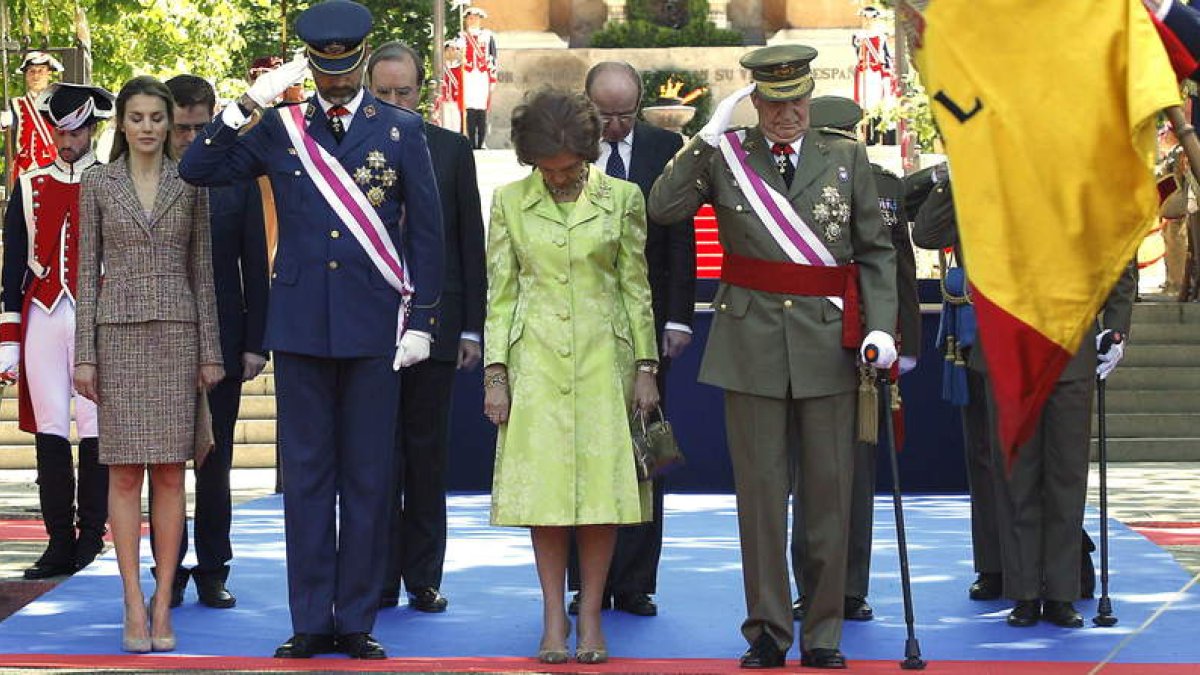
[483,88,659,665]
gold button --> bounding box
[430,317,437,325]
[559,384,571,394]
[735,205,743,212]
[559,348,571,357]
[271,272,277,279]
[693,149,701,156]
[330,230,340,239]
[783,299,793,308]
[328,261,339,270]
[557,274,568,284]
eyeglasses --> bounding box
[173,123,208,134]
[598,112,637,124]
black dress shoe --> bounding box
[800,648,847,669]
[1006,599,1041,627]
[273,633,336,658]
[338,632,387,659]
[1042,600,1084,628]
[843,596,873,621]
[613,592,657,616]
[739,634,786,668]
[567,591,612,616]
[73,533,105,571]
[22,557,76,580]
[193,568,236,609]
[792,596,805,621]
[408,587,448,613]
[969,572,1003,600]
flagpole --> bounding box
[894,5,913,175]
[433,0,445,113]
[1166,105,1200,185]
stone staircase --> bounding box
[0,364,278,469]
[1095,302,1200,461]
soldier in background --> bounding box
[3,52,65,186]
[790,95,920,623]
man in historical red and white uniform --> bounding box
[1,83,114,579]
[435,40,465,134]
[2,52,64,186]
[457,6,497,149]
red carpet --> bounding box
[0,518,145,541]
[0,655,1195,674]
[1129,522,1200,547]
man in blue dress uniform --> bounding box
[178,0,443,660]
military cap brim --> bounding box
[740,45,819,102]
[296,0,373,75]
[810,95,863,132]
[36,83,115,131]
[18,51,65,74]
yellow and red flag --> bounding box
[901,0,1180,461]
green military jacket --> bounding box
[648,126,898,399]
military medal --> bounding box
[879,197,899,229]
[815,185,850,243]
[352,149,398,207]
[838,166,849,183]
[390,126,401,142]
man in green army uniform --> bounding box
[789,95,921,624]
[648,46,897,670]
[912,177,1136,628]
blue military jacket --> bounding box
[179,92,443,359]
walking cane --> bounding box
[864,346,926,670]
[1093,330,1123,627]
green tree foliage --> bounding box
[2,0,438,98]
[592,0,741,48]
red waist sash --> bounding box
[720,251,862,349]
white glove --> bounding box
[0,344,19,377]
[1096,329,1125,380]
[393,330,432,370]
[0,110,11,130]
[698,83,755,147]
[859,330,898,369]
[246,52,309,109]
[898,355,918,375]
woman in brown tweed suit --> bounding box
[74,76,224,653]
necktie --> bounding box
[328,105,349,143]
[771,142,795,188]
[605,140,626,180]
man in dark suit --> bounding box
[179,0,443,659]
[366,41,487,614]
[150,75,270,610]
[565,61,696,618]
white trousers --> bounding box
[25,301,98,438]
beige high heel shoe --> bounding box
[537,618,571,664]
[148,599,176,652]
[121,603,150,653]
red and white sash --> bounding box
[278,104,414,339]
[718,129,842,308]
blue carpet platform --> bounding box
[0,494,1196,672]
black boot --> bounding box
[193,565,237,609]
[25,434,77,580]
[73,438,108,571]
[151,566,191,608]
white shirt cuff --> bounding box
[221,103,250,129]
[665,322,693,335]
[460,332,482,343]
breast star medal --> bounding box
[352,149,397,207]
[814,185,851,243]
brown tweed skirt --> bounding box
[96,321,198,465]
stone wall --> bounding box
[483,33,859,148]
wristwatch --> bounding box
[636,361,660,376]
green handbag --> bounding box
[631,406,685,481]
